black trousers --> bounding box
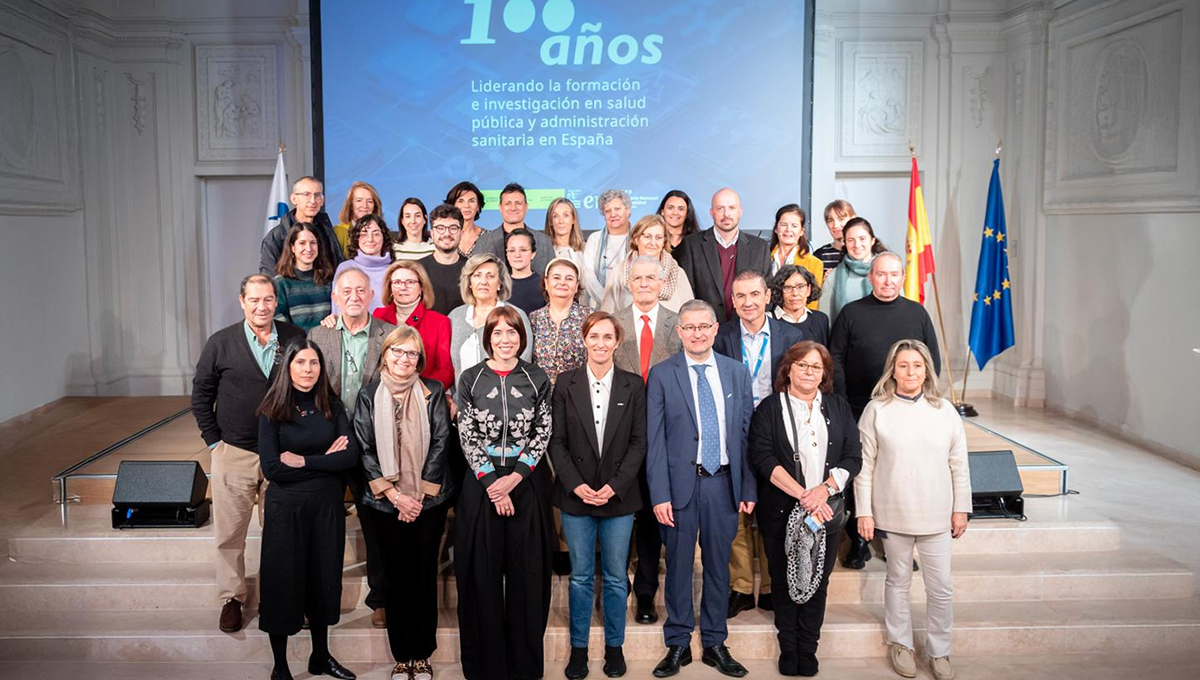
[367,502,450,662]
[259,483,346,635]
[632,467,662,598]
[759,502,839,655]
[455,469,553,680]
[355,494,388,610]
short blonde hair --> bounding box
[379,325,426,375]
[629,214,670,255]
[871,339,945,406]
[338,181,383,226]
[459,253,512,305]
[381,260,435,309]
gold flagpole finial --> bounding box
[279,143,286,154]
[995,139,1002,158]
[909,138,916,157]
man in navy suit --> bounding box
[713,270,804,618]
[646,300,757,678]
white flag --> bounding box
[263,151,289,236]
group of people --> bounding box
[191,179,972,680]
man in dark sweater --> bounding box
[828,252,940,569]
[423,203,467,315]
[675,188,771,321]
[191,273,304,633]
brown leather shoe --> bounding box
[219,598,243,633]
[372,607,387,629]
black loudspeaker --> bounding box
[968,450,1025,520]
[111,460,211,529]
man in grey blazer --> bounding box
[674,188,771,323]
[613,255,684,626]
[646,300,756,678]
[307,264,395,629]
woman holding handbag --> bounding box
[747,341,862,677]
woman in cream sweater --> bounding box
[855,339,971,680]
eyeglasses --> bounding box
[294,192,324,200]
[782,284,810,293]
[344,350,360,375]
[432,225,462,234]
[793,362,824,374]
[391,278,421,288]
[387,347,421,361]
[679,323,715,334]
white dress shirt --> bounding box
[774,306,809,324]
[587,364,614,456]
[632,302,660,355]
[685,352,728,466]
[782,390,848,492]
[739,318,772,405]
[713,228,739,249]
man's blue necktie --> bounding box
[693,364,721,474]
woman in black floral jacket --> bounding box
[454,305,554,680]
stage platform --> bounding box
[1,396,1198,678]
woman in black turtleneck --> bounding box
[256,339,359,680]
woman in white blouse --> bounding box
[855,339,971,680]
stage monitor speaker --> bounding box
[968,450,1025,520]
[111,460,210,529]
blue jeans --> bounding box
[559,512,636,648]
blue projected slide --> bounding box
[318,0,810,231]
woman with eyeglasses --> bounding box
[373,261,453,392]
[768,265,830,346]
[747,341,861,677]
[599,214,692,314]
[256,339,359,680]
[353,326,455,680]
[455,305,554,680]
[447,253,533,383]
[332,214,397,315]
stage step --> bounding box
[0,598,1196,663]
[0,550,1190,612]
[1,653,1197,680]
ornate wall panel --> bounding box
[1045,0,1199,212]
[838,41,924,160]
[195,45,279,161]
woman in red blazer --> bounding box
[374,261,454,392]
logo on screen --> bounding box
[461,0,663,67]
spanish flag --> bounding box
[904,156,935,303]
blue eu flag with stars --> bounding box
[968,159,1015,370]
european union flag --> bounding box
[968,159,1015,369]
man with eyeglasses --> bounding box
[192,273,305,634]
[645,299,757,679]
[423,203,468,315]
[308,265,396,629]
[713,270,804,619]
[259,176,345,275]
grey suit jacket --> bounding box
[613,305,683,378]
[307,316,396,407]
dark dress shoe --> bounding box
[270,668,294,680]
[552,550,572,576]
[371,607,387,628]
[308,655,357,679]
[702,644,748,678]
[842,538,871,569]
[652,645,692,678]
[635,595,658,624]
[603,646,626,678]
[757,593,774,611]
[796,652,819,677]
[727,591,754,618]
[219,598,242,633]
[565,647,589,679]
[778,650,800,676]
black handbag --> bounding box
[783,393,848,535]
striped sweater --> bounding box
[274,270,332,331]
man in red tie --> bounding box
[613,255,683,625]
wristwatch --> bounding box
[823,481,838,496]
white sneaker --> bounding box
[888,643,917,678]
[930,656,954,680]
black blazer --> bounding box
[352,377,456,514]
[747,390,862,519]
[549,366,647,517]
[713,317,805,392]
[675,228,772,321]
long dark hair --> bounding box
[396,197,430,243]
[256,339,338,422]
[275,222,334,285]
[656,190,700,239]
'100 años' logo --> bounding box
[461,0,664,66]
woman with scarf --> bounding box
[747,341,861,677]
[353,325,455,680]
[599,214,692,313]
[582,189,632,305]
[825,217,886,322]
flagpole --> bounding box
[959,138,1004,417]
[910,139,964,412]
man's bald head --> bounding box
[710,188,742,237]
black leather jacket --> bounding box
[352,377,456,514]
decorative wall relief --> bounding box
[195,45,278,161]
[94,67,107,133]
[966,67,988,129]
[1045,0,1199,212]
[126,73,149,135]
[839,41,923,159]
